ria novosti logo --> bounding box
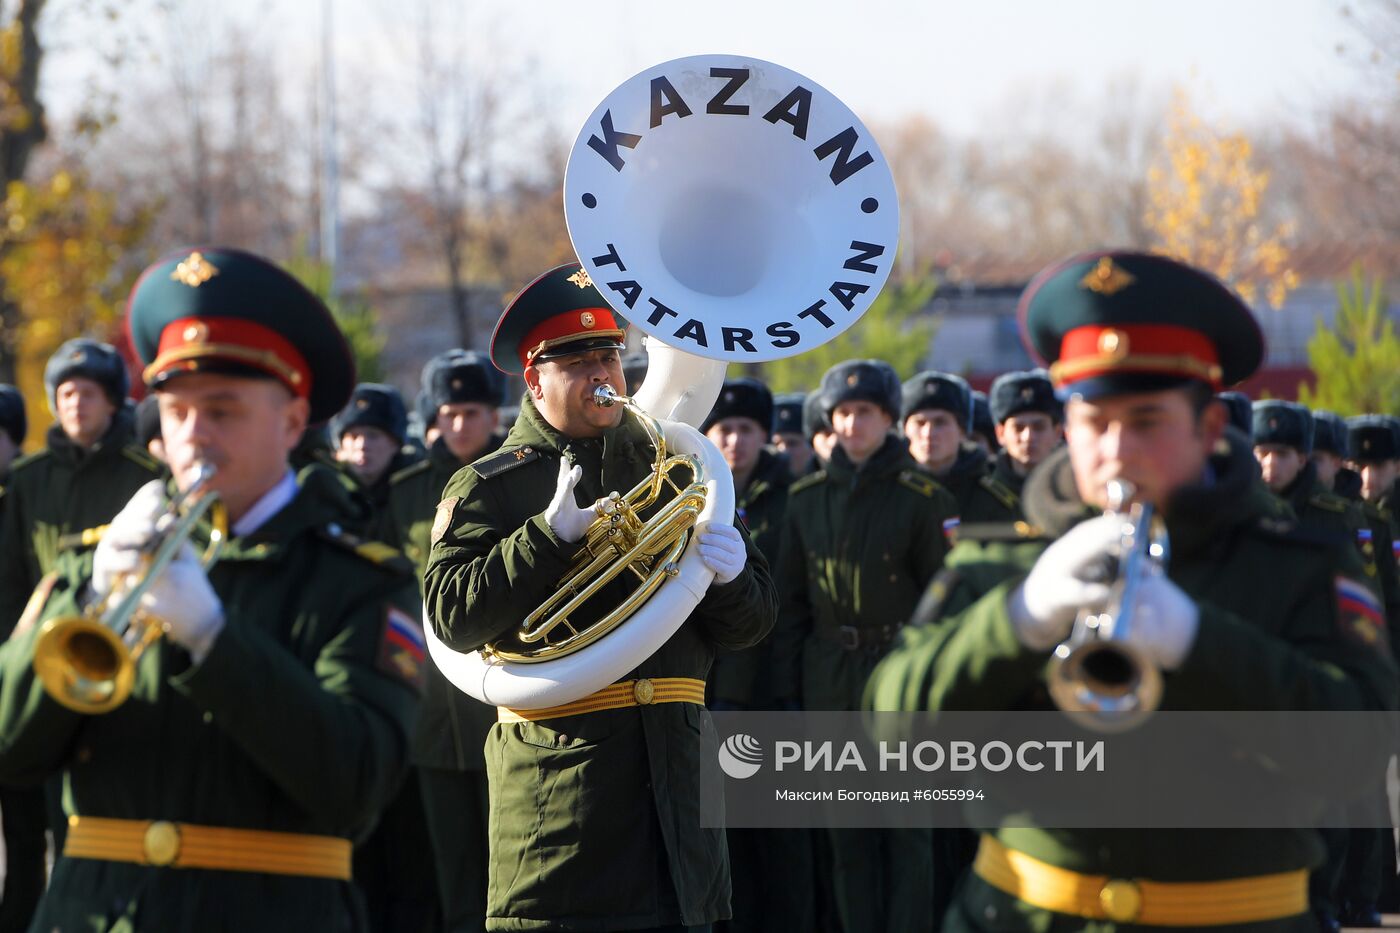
[718,733,764,779]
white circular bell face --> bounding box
[565,54,900,364]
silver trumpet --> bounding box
[1046,479,1168,732]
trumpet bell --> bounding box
[33,615,136,715]
[1047,630,1164,734]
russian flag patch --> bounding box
[378,606,427,690]
[1336,576,1386,646]
[943,516,961,546]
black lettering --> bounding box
[649,76,693,128]
[844,240,885,274]
[798,300,834,329]
[674,318,708,347]
[707,67,750,116]
[829,281,870,311]
[607,280,642,310]
[766,321,800,349]
[763,86,812,140]
[722,327,756,353]
[813,127,874,185]
[646,298,679,326]
[591,243,627,271]
[586,110,642,172]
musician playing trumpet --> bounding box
[424,263,777,933]
[866,251,1397,933]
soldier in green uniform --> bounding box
[901,371,1019,526]
[375,349,507,933]
[423,263,777,933]
[0,247,422,932]
[1349,417,1400,577]
[987,370,1062,502]
[333,383,423,519]
[968,390,999,457]
[0,384,23,485]
[867,250,1398,933]
[772,359,959,933]
[804,390,836,470]
[770,392,813,479]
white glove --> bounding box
[544,459,615,544]
[698,523,746,585]
[93,481,225,663]
[1115,570,1199,670]
[1008,513,1122,650]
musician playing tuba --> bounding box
[423,263,776,932]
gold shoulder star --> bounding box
[1079,257,1134,296]
[567,269,593,289]
[171,251,219,288]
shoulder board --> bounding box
[1306,491,1348,514]
[898,469,940,498]
[978,474,1021,510]
[8,448,51,473]
[388,458,433,486]
[471,445,541,480]
[121,446,160,471]
[956,520,1048,543]
[789,470,828,496]
[56,524,108,551]
[1251,515,1345,550]
[317,524,414,575]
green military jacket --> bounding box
[0,465,422,932]
[990,449,1032,506]
[867,437,1399,933]
[709,448,791,709]
[771,434,959,711]
[1280,461,1400,645]
[929,442,1021,526]
[423,395,777,932]
[377,435,502,771]
[0,410,161,637]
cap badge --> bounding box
[1080,257,1135,296]
[451,378,463,390]
[1268,418,1278,429]
[171,251,219,288]
[356,398,369,410]
[182,322,210,344]
[581,311,596,328]
[1097,328,1128,357]
[567,269,593,289]
[1020,386,1035,401]
[846,373,860,386]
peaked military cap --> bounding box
[126,247,355,423]
[1019,251,1263,400]
[622,351,649,394]
[900,371,972,429]
[819,359,901,422]
[990,370,1060,424]
[0,383,25,447]
[702,378,774,433]
[971,391,999,451]
[773,392,806,436]
[44,338,129,410]
[489,262,627,374]
[1312,410,1348,458]
[1217,391,1254,440]
[1252,400,1312,454]
[423,349,506,410]
[332,383,409,444]
[1347,415,1400,462]
[803,391,831,440]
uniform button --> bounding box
[203,712,214,725]
[889,574,897,582]
[75,746,91,764]
[557,734,569,745]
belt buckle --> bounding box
[1099,879,1143,922]
[143,820,181,867]
[633,678,656,705]
[838,626,860,651]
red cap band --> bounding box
[1052,323,1223,389]
[518,307,624,369]
[146,316,313,398]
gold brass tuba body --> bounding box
[1045,479,1168,732]
[33,464,226,714]
[489,384,710,663]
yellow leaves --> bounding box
[1144,89,1297,309]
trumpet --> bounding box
[486,383,710,664]
[33,464,227,714]
[1045,479,1168,733]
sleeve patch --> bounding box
[1336,576,1386,647]
[378,606,428,691]
[431,496,461,547]
[942,516,961,546]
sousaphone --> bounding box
[426,54,900,709]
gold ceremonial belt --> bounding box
[65,815,352,880]
[497,677,706,722]
[974,834,1308,926]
